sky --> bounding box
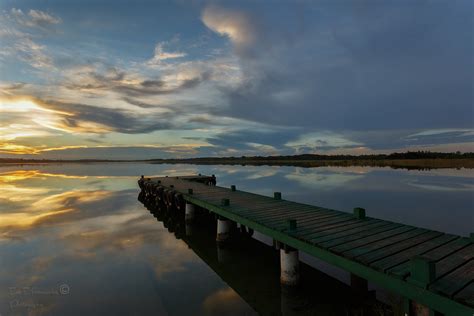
[0,0,472,159]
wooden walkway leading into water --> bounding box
[138,175,473,315]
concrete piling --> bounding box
[280,246,299,286]
[185,203,195,223]
[216,217,231,244]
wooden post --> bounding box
[231,185,236,191]
[353,207,366,219]
[274,192,282,200]
[409,256,435,289]
[188,188,193,195]
[287,219,297,232]
[406,256,436,316]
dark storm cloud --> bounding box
[39,146,205,160]
[42,100,175,134]
[220,1,473,131]
[121,97,160,109]
[66,69,211,98]
[348,129,474,151]
[205,129,302,152]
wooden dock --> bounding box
[138,174,473,316]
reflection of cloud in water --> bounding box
[0,170,88,181]
[149,232,200,279]
[321,166,374,174]
[406,180,474,191]
[285,168,364,190]
[245,168,278,180]
[406,168,474,178]
[0,166,250,315]
[202,287,257,316]
[0,190,112,229]
[161,166,200,176]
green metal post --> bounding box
[409,256,436,289]
[287,219,297,232]
[353,207,366,219]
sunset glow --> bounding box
[0,1,472,159]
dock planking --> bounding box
[138,175,474,315]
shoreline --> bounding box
[149,158,474,169]
[1,158,473,169]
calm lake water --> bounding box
[0,163,472,315]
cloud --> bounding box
[13,37,54,69]
[64,67,210,98]
[0,2,472,159]
[10,8,61,29]
[203,2,472,133]
[147,42,186,65]
[39,99,175,134]
[0,95,177,145]
[0,9,60,70]
[202,6,256,48]
[28,9,62,26]
[285,131,364,153]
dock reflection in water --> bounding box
[138,190,390,316]
[1,164,471,315]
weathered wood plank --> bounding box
[341,228,428,259]
[297,218,384,239]
[430,260,474,298]
[317,223,404,249]
[274,214,355,232]
[454,281,474,308]
[387,238,472,279]
[329,225,416,253]
[305,220,390,242]
[355,231,443,264]
[435,244,474,277]
[255,208,341,224]
[371,234,459,272]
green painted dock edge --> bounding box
[182,193,473,316]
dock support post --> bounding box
[217,244,231,263]
[185,223,193,236]
[405,256,439,316]
[185,203,195,223]
[273,239,282,250]
[403,299,438,316]
[216,217,231,245]
[280,246,299,286]
[280,285,299,316]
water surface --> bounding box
[0,163,472,315]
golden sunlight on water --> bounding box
[0,170,112,229]
[0,165,257,315]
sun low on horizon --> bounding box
[1,0,473,160]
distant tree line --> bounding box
[150,151,474,162]
[1,151,473,163]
